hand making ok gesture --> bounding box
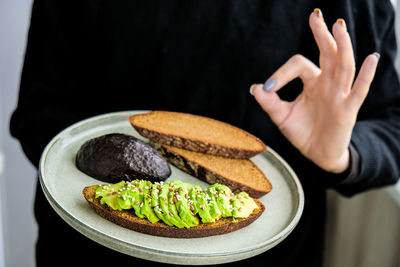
[251,9,380,173]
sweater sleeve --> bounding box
[9,0,106,168]
[331,1,400,196]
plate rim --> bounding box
[38,110,305,260]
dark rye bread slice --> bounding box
[83,185,265,238]
[156,144,272,198]
[129,111,266,159]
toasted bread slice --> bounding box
[83,185,265,238]
[156,144,272,198]
[129,111,266,159]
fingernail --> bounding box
[337,18,347,30]
[373,52,381,60]
[263,79,276,92]
[313,8,323,19]
[249,84,256,95]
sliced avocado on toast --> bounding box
[87,180,264,236]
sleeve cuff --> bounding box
[335,142,361,186]
[323,142,361,188]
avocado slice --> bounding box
[150,182,161,208]
[167,181,190,228]
[188,185,201,215]
[195,188,213,223]
[149,182,173,226]
[125,180,145,218]
[206,186,222,222]
[208,184,233,217]
[95,181,126,210]
[116,185,132,210]
[173,182,199,227]
[140,181,160,223]
[231,197,241,220]
[158,182,186,228]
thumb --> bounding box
[250,84,291,126]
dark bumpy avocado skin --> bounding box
[76,133,171,183]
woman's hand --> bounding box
[250,9,380,173]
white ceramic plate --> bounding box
[38,111,304,265]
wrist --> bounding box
[322,149,351,174]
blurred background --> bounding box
[0,0,399,266]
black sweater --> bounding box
[10,0,400,266]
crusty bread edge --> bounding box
[83,185,265,238]
[156,144,272,198]
[129,111,266,159]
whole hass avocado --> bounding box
[75,133,171,183]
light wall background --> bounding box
[0,1,399,267]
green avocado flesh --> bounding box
[95,180,259,228]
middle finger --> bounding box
[309,9,337,75]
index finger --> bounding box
[263,54,320,93]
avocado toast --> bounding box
[83,180,265,238]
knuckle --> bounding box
[291,54,306,64]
